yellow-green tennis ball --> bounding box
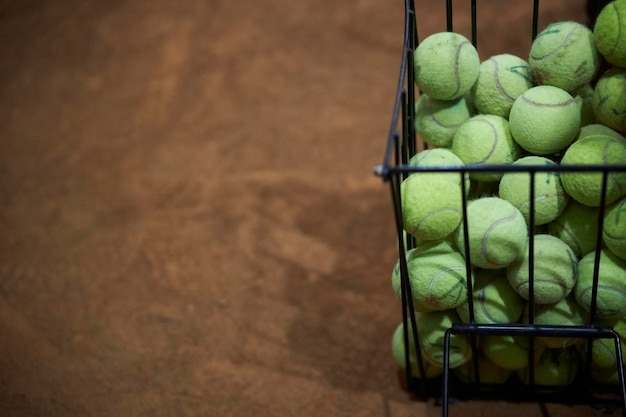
[577,123,626,142]
[400,173,463,241]
[470,54,533,118]
[414,32,480,101]
[573,84,596,127]
[454,352,513,385]
[530,295,589,348]
[391,322,444,379]
[547,200,601,258]
[517,347,580,386]
[498,156,570,226]
[592,67,626,134]
[529,21,601,93]
[594,0,626,68]
[408,148,470,194]
[575,248,626,320]
[414,93,474,148]
[560,134,626,207]
[481,334,546,371]
[415,309,473,368]
[391,242,470,313]
[507,234,578,305]
[579,318,626,370]
[451,114,521,182]
[604,197,626,260]
[509,85,580,155]
[455,197,529,269]
[456,268,524,324]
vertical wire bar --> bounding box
[527,169,536,388]
[612,331,626,417]
[446,0,453,32]
[471,0,477,48]
[442,329,453,417]
[532,0,540,40]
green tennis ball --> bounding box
[579,318,626,370]
[498,156,569,226]
[408,148,470,194]
[530,295,589,348]
[456,268,524,324]
[575,248,626,320]
[451,114,521,182]
[507,234,578,305]
[592,67,626,134]
[573,84,596,127]
[391,322,443,379]
[590,366,624,386]
[529,21,601,93]
[455,197,529,269]
[509,85,580,155]
[414,93,474,148]
[594,0,626,68]
[481,334,546,371]
[414,32,480,101]
[470,53,533,118]
[517,347,580,387]
[391,241,470,313]
[400,173,463,241]
[560,134,626,207]
[604,197,626,260]
[454,352,513,385]
[415,309,473,368]
[547,200,601,258]
[577,123,626,142]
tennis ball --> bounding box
[517,347,580,386]
[593,0,626,68]
[498,156,570,226]
[451,114,521,182]
[590,366,624,386]
[604,197,626,260]
[529,21,601,93]
[577,123,626,142]
[415,309,473,368]
[573,84,596,127]
[575,248,626,320]
[456,268,524,324]
[408,148,470,194]
[481,334,546,371]
[547,200,601,258]
[400,173,463,241]
[592,67,626,134]
[470,53,533,118]
[530,295,589,348]
[454,352,513,385]
[507,234,578,305]
[579,318,626,370]
[455,197,529,269]
[560,134,626,207]
[391,241,470,313]
[414,93,474,148]
[414,32,480,101]
[509,85,580,155]
[391,322,444,379]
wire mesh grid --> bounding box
[374,0,626,415]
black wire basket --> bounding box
[374,0,626,415]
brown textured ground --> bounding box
[0,1,608,416]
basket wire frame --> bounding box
[374,0,626,415]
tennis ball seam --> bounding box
[530,24,580,61]
[606,2,623,57]
[449,41,474,99]
[477,290,505,323]
[516,192,568,213]
[481,208,522,266]
[603,140,626,196]
[416,207,462,231]
[514,278,570,296]
[427,99,468,129]
[427,267,467,306]
[519,94,577,108]
[492,57,517,102]
[473,118,499,163]
[579,284,626,315]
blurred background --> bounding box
[0,0,603,416]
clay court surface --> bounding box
[0,0,609,416]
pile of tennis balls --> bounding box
[392,0,626,388]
